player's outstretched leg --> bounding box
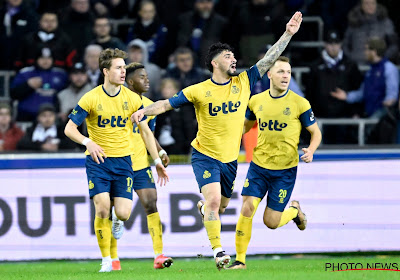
[112,207,124,239]
[290,200,307,230]
[154,254,174,269]
[197,200,205,223]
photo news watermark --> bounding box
[325,262,399,272]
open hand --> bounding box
[286,11,303,35]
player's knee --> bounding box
[96,207,111,219]
[115,209,131,221]
[241,203,255,217]
[263,217,279,229]
[142,200,157,215]
[206,199,220,212]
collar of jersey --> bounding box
[102,85,121,97]
[211,78,231,86]
[269,89,289,99]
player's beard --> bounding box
[227,69,238,77]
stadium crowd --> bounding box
[0,0,400,153]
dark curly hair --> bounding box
[205,42,234,72]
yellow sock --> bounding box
[109,220,118,259]
[147,212,163,255]
[278,207,298,228]
[204,220,221,250]
[235,198,260,264]
[94,216,111,257]
[235,214,253,264]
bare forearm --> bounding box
[256,31,293,76]
[308,128,322,153]
[143,100,172,116]
[64,120,86,144]
[140,127,159,161]
[155,137,163,152]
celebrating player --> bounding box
[228,56,322,269]
[131,12,303,270]
[64,48,168,272]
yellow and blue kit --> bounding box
[130,95,157,190]
[68,85,147,199]
[242,89,315,211]
[169,66,261,197]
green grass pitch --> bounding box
[1,255,400,280]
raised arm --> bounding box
[256,11,302,77]
[131,100,173,125]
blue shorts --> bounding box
[133,167,156,191]
[191,148,237,198]
[241,161,297,212]
[86,155,134,199]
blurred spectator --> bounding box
[15,11,76,69]
[0,102,24,151]
[154,78,196,155]
[331,37,399,119]
[306,30,363,144]
[60,0,95,59]
[91,16,126,50]
[84,44,103,87]
[0,0,38,69]
[177,0,228,67]
[320,0,358,35]
[127,39,161,99]
[91,0,129,19]
[126,0,168,66]
[343,0,398,64]
[17,103,76,151]
[164,47,207,89]
[10,48,68,121]
[58,62,92,122]
[231,0,285,67]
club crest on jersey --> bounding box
[97,104,103,111]
[205,91,212,97]
[122,101,129,110]
[208,101,241,116]
[231,85,239,94]
[283,107,291,115]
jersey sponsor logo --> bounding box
[203,170,211,179]
[123,101,129,110]
[208,101,241,116]
[88,180,94,189]
[283,107,291,116]
[231,85,240,94]
[132,123,139,133]
[258,118,288,131]
[97,115,128,128]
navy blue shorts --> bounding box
[241,161,297,212]
[133,167,156,191]
[191,148,237,198]
[86,155,134,199]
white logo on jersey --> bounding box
[310,111,315,121]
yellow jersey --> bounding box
[246,89,315,170]
[69,85,145,157]
[130,96,156,171]
[169,66,261,163]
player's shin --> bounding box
[277,207,298,228]
[147,212,163,256]
[95,216,112,257]
[235,198,260,264]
